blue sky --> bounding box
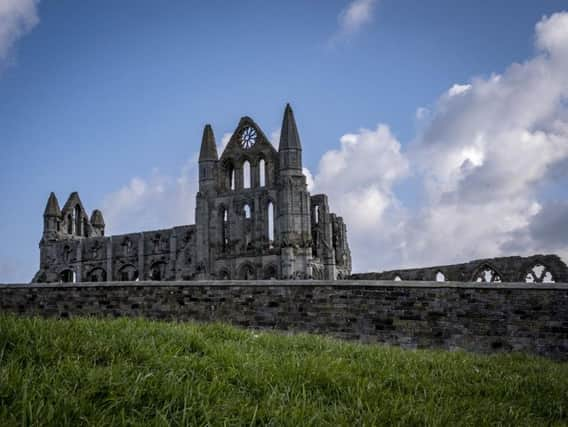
[1,0,568,282]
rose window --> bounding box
[240,127,257,149]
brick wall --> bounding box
[1,280,567,359]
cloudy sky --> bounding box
[1,0,568,282]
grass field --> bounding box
[1,315,567,426]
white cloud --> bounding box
[447,83,471,97]
[310,124,409,270]
[338,0,377,34]
[312,11,568,272]
[329,0,377,45]
[0,0,39,66]
[100,12,568,274]
[102,157,198,235]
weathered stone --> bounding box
[33,105,352,283]
[1,280,567,360]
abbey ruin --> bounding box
[33,104,352,283]
[31,103,568,285]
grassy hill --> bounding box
[1,315,567,426]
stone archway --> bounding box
[239,263,256,280]
[86,267,106,282]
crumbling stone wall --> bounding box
[1,281,567,359]
[350,254,568,283]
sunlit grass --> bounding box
[1,314,567,426]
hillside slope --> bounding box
[1,315,567,426]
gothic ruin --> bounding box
[33,104,352,283]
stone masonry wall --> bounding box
[1,281,567,359]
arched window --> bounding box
[150,262,166,281]
[259,159,266,187]
[119,264,138,281]
[243,160,251,189]
[87,267,106,283]
[240,264,255,280]
[243,204,251,219]
[394,275,402,281]
[67,214,73,234]
[436,271,446,282]
[222,208,229,251]
[268,202,275,244]
[473,265,502,283]
[60,269,75,283]
[314,205,320,224]
[525,264,555,283]
[227,165,235,191]
[74,205,81,236]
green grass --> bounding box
[1,315,567,426]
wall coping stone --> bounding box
[1,280,567,290]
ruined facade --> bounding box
[33,104,352,283]
[350,254,568,284]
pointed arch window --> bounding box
[243,204,251,219]
[222,208,229,252]
[259,159,266,187]
[74,205,81,236]
[226,164,235,191]
[474,265,502,283]
[314,205,320,224]
[268,201,275,244]
[525,264,555,283]
[243,160,251,189]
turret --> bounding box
[198,124,218,193]
[43,192,61,240]
[278,103,303,176]
[90,209,105,236]
[276,104,312,278]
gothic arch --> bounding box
[523,263,556,283]
[59,268,76,283]
[149,261,167,281]
[86,267,106,283]
[242,158,252,189]
[118,264,138,281]
[471,263,503,283]
[221,159,236,191]
[238,262,256,280]
[219,204,230,252]
[258,155,267,187]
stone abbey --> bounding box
[34,104,351,283]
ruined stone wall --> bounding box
[350,254,568,283]
[1,281,567,359]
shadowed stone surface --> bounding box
[1,280,567,359]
